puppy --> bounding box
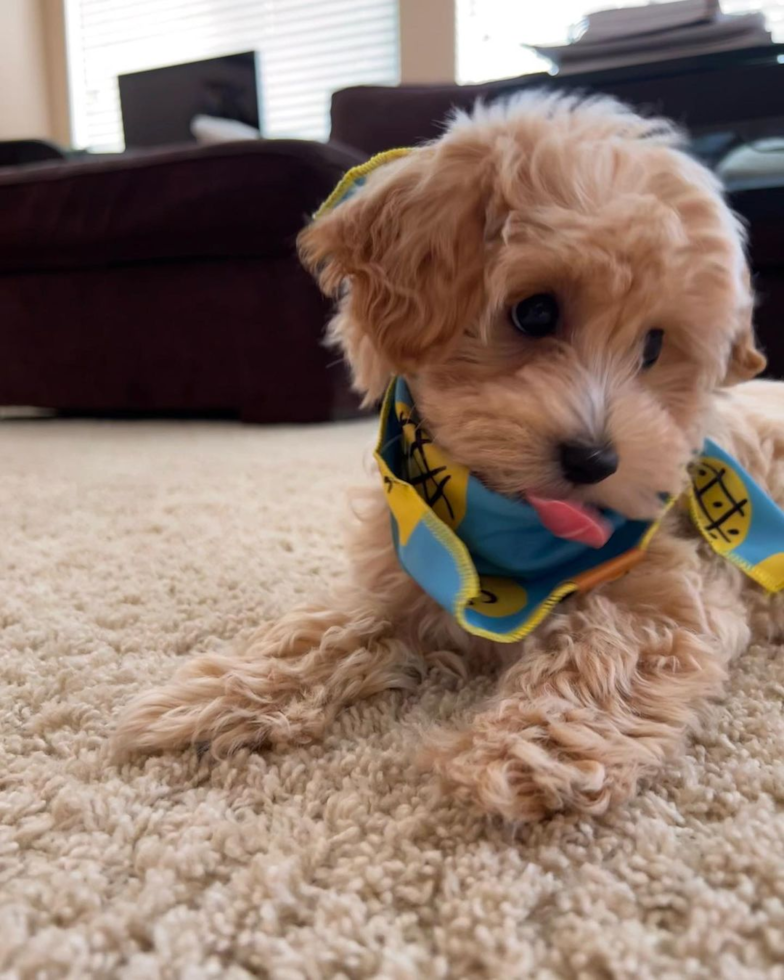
[116,93,783,822]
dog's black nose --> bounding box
[560,441,619,485]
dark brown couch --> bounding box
[0,139,363,422]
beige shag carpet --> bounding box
[2,417,784,980]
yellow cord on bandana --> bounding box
[314,147,413,219]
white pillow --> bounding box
[190,114,261,145]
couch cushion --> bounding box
[329,82,509,156]
[0,140,365,273]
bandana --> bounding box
[375,377,784,642]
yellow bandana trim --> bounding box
[314,147,413,219]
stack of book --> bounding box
[533,0,772,74]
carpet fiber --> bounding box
[1,418,783,979]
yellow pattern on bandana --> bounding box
[685,443,784,593]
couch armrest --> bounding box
[0,139,68,168]
[0,139,365,274]
[329,82,515,156]
[331,48,784,157]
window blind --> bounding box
[65,0,400,150]
[457,1,784,84]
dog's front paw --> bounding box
[113,607,423,760]
[421,698,647,822]
[113,650,287,759]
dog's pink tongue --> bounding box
[527,495,613,549]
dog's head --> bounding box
[299,93,764,520]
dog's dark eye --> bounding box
[510,294,559,338]
[642,329,664,369]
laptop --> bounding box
[118,51,262,149]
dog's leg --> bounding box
[114,594,431,757]
[114,491,460,758]
[425,540,751,822]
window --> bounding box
[65,0,400,151]
[723,0,784,35]
[457,1,784,84]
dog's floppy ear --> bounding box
[298,141,492,370]
[723,269,766,385]
[724,325,766,384]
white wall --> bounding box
[399,0,455,84]
[0,0,53,139]
[42,0,71,145]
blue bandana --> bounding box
[375,377,784,642]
